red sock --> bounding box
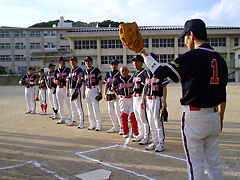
[121,113,129,135]
[130,112,138,135]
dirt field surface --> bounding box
[0,83,239,180]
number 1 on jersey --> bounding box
[211,59,219,84]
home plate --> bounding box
[75,169,111,179]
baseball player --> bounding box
[141,52,169,152]
[46,63,58,119]
[19,67,37,114]
[82,56,102,131]
[66,56,85,128]
[37,69,47,115]
[131,55,150,145]
[53,56,72,124]
[139,19,227,180]
[103,59,123,134]
[112,66,138,138]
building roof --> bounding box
[67,25,240,32]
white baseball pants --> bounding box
[70,88,84,123]
[56,86,71,120]
[25,87,36,112]
[108,97,122,129]
[146,96,165,144]
[133,95,149,139]
[181,105,223,180]
[119,97,134,115]
[48,88,58,111]
[39,89,47,105]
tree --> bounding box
[0,66,7,74]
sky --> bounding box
[0,0,240,27]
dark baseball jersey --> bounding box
[53,66,71,87]
[68,66,83,89]
[133,68,147,94]
[82,67,102,86]
[112,75,134,96]
[46,71,56,88]
[153,43,228,108]
[104,70,120,92]
[21,73,37,87]
[145,70,169,97]
[38,76,47,89]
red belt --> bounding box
[26,86,34,88]
[39,87,46,90]
[120,96,132,99]
[189,105,218,112]
[48,87,53,89]
[59,86,65,88]
[133,93,142,97]
[147,96,157,100]
[86,86,96,89]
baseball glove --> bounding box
[107,94,116,101]
[19,80,25,85]
[95,92,103,101]
[160,108,168,122]
[119,22,144,53]
[71,89,78,101]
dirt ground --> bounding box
[0,83,239,180]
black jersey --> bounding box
[38,76,47,89]
[53,66,71,87]
[112,75,134,96]
[133,68,147,94]
[82,67,102,86]
[104,70,120,92]
[46,71,56,88]
[152,43,228,108]
[68,66,83,89]
[21,73,37,87]
[145,70,169,97]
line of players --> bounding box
[20,53,168,152]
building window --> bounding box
[15,43,26,50]
[101,40,123,49]
[0,55,11,62]
[14,55,26,61]
[0,31,11,38]
[152,38,174,48]
[30,57,40,61]
[30,43,41,49]
[159,54,174,63]
[44,43,57,49]
[207,38,226,47]
[238,54,240,59]
[0,43,11,50]
[127,55,136,64]
[30,31,41,38]
[234,38,239,46]
[143,39,149,48]
[44,31,56,37]
[60,34,68,40]
[178,38,185,47]
[14,31,26,38]
[101,55,123,64]
[74,40,97,49]
[18,67,27,74]
[60,45,70,51]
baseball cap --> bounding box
[58,56,65,62]
[177,19,207,39]
[38,68,44,72]
[48,63,56,68]
[28,67,35,70]
[70,56,78,61]
[131,55,144,62]
[149,52,157,60]
[84,56,93,61]
[110,59,119,65]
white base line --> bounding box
[75,152,156,180]
[0,161,32,170]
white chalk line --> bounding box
[0,160,69,180]
[75,152,156,180]
[77,144,120,154]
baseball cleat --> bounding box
[25,110,32,114]
[40,111,47,115]
[155,143,164,152]
[133,134,138,138]
[123,133,128,138]
[66,119,71,125]
[119,127,123,135]
[49,114,54,118]
[87,126,96,130]
[146,143,157,150]
[52,114,58,119]
[66,121,78,126]
[57,119,65,124]
[107,127,119,133]
[139,138,151,145]
[132,135,142,142]
[31,111,36,114]
[78,122,85,129]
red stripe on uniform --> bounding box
[181,112,194,180]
